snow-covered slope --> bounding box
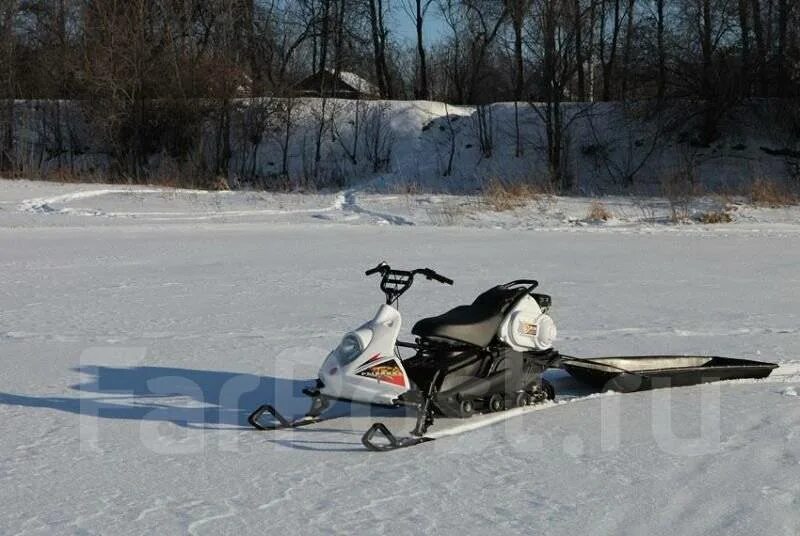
[1,181,799,535]
[10,98,797,194]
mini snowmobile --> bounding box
[248,262,779,451]
[249,262,561,443]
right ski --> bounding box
[361,423,434,451]
[361,398,561,452]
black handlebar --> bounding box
[365,262,453,305]
[416,268,454,285]
[365,262,389,276]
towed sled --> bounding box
[560,355,778,392]
[248,263,778,451]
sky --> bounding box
[388,5,448,46]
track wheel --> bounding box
[542,379,555,401]
[515,392,532,408]
[488,393,505,412]
[459,399,475,418]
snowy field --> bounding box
[1,179,800,535]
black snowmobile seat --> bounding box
[412,286,526,347]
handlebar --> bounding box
[365,262,453,305]
[365,262,452,285]
[416,268,454,285]
[365,262,389,276]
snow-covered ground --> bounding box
[3,178,800,231]
[1,179,799,535]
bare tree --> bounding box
[462,0,509,103]
[331,98,364,165]
[361,102,394,172]
[441,102,457,176]
[737,0,750,95]
[621,0,636,98]
[403,0,435,99]
[0,0,18,172]
[598,0,624,101]
[529,0,589,191]
[655,0,666,100]
[573,0,585,100]
[505,0,530,156]
[750,0,768,96]
[437,0,467,102]
[366,0,392,98]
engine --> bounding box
[497,293,557,352]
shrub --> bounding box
[482,178,548,212]
[750,179,798,207]
[696,210,733,224]
[586,200,613,221]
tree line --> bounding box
[1,0,798,188]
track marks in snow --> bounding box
[17,188,343,220]
[18,188,165,215]
[186,500,239,536]
[340,190,414,226]
[15,187,418,226]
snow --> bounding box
[334,70,379,97]
[1,179,799,535]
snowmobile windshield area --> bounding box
[328,334,363,366]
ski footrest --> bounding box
[361,423,434,452]
[248,404,319,431]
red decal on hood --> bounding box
[356,359,407,387]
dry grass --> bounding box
[41,167,97,184]
[750,179,798,207]
[482,178,551,212]
[696,210,733,224]
[585,200,613,221]
[660,170,702,223]
[384,180,423,195]
[209,176,230,191]
[4,167,104,184]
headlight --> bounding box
[333,334,363,365]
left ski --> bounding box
[248,404,325,431]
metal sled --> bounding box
[560,355,779,392]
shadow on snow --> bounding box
[0,364,329,429]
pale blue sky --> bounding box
[388,6,447,46]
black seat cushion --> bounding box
[412,286,526,347]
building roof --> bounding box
[296,70,378,98]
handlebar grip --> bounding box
[421,268,453,285]
[365,262,389,276]
[434,274,454,285]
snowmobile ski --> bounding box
[248,389,331,431]
[361,423,434,451]
[247,404,325,431]
[361,397,561,452]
